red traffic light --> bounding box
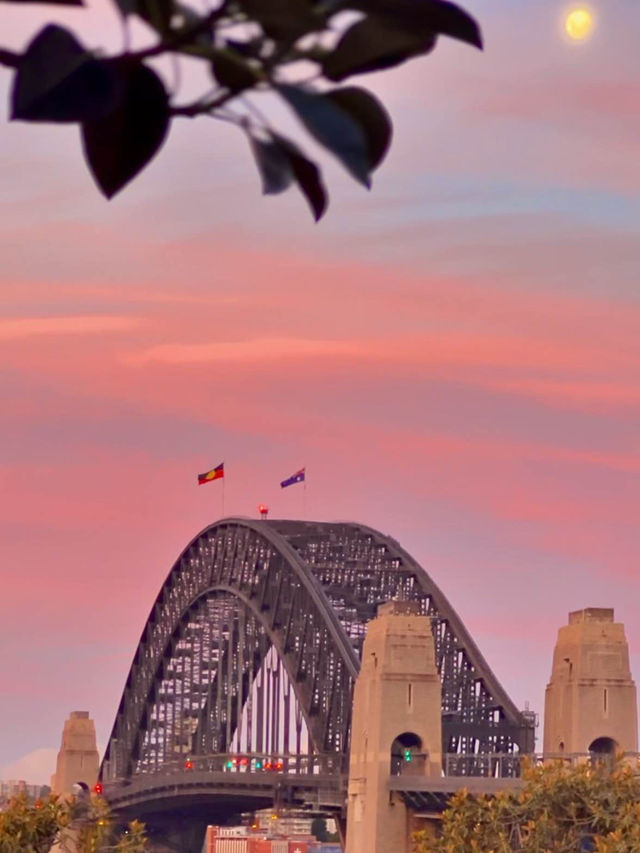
[93,783,103,795]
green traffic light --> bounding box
[403,749,412,762]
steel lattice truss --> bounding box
[102,519,534,782]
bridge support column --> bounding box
[345,601,441,853]
[51,711,99,796]
[544,608,638,756]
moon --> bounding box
[564,7,595,41]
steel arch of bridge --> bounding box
[101,518,534,783]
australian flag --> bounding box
[280,467,306,489]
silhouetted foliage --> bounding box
[413,759,640,853]
[0,0,482,218]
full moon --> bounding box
[564,8,595,41]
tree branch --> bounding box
[0,48,21,68]
[126,3,230,62]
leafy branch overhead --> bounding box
[1,0,482,219]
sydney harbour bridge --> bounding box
[100,517,535,848]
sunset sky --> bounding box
[1,0,639,782]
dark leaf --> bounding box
[11,25,123,122]
[238,0,323,41]
[324,86,392,171]
[323,15,436,81]
[81,63,170,198]
[249,136,294,195]
[277,84,371,187]
[340,0,482,50]
[273,134,327,220]
[211,49,261,93]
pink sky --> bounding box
[1,0,639,782]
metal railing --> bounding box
[442,752,640,779]
[104,752,347,787]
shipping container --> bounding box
[205,827,256,853]
[252,840,308,853]
[208,838,254,853]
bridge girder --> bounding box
[102,519,534,783]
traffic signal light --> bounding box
[403,748,412,763]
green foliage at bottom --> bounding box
[0,793,147,853]
[413,759,640,853]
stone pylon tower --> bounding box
[544,608,638,755]
[345,601,441,853]
[51,711,99,795]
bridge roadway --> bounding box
[104,752,529,830]
[105,754,345,819]
[105,751,618,822]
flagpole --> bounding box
[222,474,225,518]
[303,468,307,520]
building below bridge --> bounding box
[204,824,314,852]
[252,809,313,836]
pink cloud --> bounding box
[482,377,640,409]
[477,77,640,139]
[124,337,362,366]
[120,329,637,375]
[2,243,637,447]
[0,315,141,341]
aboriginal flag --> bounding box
[198,463,224,485]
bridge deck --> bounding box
[106,768,346,818]
[389,773,522,812]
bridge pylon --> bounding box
[345,601,441,853]
[543,608,638,756]
[51,711,99,796]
